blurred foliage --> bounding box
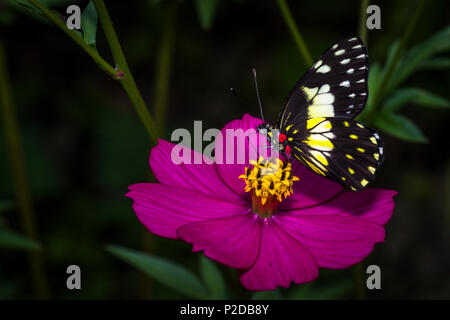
[199,255,227,299]
[0,0,449,299]
[107,245,210,299]
[359,27,450,142]
[0,200,40,251]
[0,227,41,251]
[194,0,219,31]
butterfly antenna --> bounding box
[252,68,265,121]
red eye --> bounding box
[279,133,287,143]
[285,145,291,156]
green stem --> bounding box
[365,0,426,124]
[0,40,49,299]
[93,0,159,144]
[154,3,177,135]
[353,262,366,300]
[26,0,159,144]
[358,0,369,45]
[27,0,119,79]
[276,0,313,66]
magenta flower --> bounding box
[126,114,396,291]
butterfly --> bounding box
[257,36,384,191]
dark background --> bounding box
[0,0,449,299]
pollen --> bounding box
[239,157,299,217]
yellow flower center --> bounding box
[239,157,299,218]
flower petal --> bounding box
[214,114,265,196]
[286,188,397,225]
[177,213,260,269]
[150,139,243,203]
[280,161,343,210]
[239,221,318,291]
[276,212,386,269]
[126,183,249,239]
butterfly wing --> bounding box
[277,36,369,130]
[275,36,384,190]
[288,117,384,191]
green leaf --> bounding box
[383,40,400,77]
[106,245,209,299]
[357,63,381,123]
[0,228,41,251]
[383,88,450,113]
[287,279,353,300]
[374,112,428,143]
[388,26,450,90]
[367,63,382,103]
[6,0,51,24]
[199,255,227,299]
[195,0,219,31]
[81,1,97,47]
[251,289,283,300]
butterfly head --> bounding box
[257,123,292,158]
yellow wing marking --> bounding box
[306,117,325,129]
[311,150,329,166]
[301,86,319,101]
[311,120,332,133]
[303,158,326,176]
[303,134,334,151]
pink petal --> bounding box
[214,114,265,196]
[150,139,243,203]
[280,161,343,210]
[239,221,318,291]
[126,183,249,239]
[177,213,260,269]
[276,212,386,269]
[286,188,397,225]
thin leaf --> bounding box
[383,88,450,113]
[0,228,41,251]
[374,112,428,143]
[199,255,227,299]
[251,289,283,300]
[382,40,400,79]
[195,0,219,31]
[388,26,450,90]
[6,0,50,23]
[81,1,97,47]
[106,245,209,299]
[357,62,381,122]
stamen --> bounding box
[239,157,299,217]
